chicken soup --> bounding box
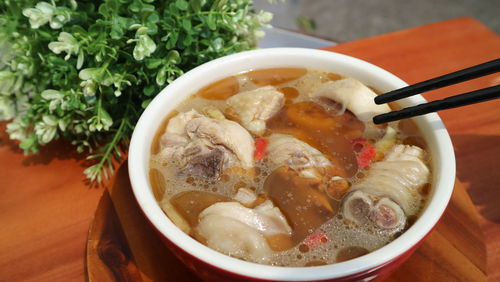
[149,68,431,266]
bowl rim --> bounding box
[128,47,456,281]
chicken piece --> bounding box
[342,190,374,225]
[266,133,331,170]
[199,201,292,236]
[370,197,406,230]
[159,110,254,179]
[354,144,429,216]
[196,216,273,263]
[176,141,232,179]
[186,116,254,168]
[165,109,201,137]
[311,78,390,122]
[365,145,430,210]
[342,144,429,231]
[226,86,284,135]
[197,200,291,263]
[160,133,188,148]
[342,191,406,231]
[160,110,201,149]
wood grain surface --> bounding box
[1,17,499,281]
[0,123,103,281]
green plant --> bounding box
[0,0,271,181]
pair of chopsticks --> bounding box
[372,58,500,124]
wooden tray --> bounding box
[86,164,486,281]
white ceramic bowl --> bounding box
[128,48,455,281]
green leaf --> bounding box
[20,135,37,152]
[189,0,204,12]
[206,14,216,30]
[156,65,166,85]
[143,84,156,96]
[129,0,141,12]
[181,18,191,31]
[36,29,53,40]
[166,50,180,64]
[182,33,193,46]
[175,0,189,10]
[167,2,179,16]
[142,4,155,12]
[163,31,179,49]
[145,23,158,35]
[145,58,163,69]
[110,16,131,39]
[147,12,160,24]
[141,99,152,109]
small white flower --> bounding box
[79,68,101,81]
[15,94,30,113]
[254,29,265,40]
[73,123,85,134]
[42,114,58,126]
[41,89,63,112]
[17,63,29,73]
[35,115,58,144]
[22,2,55,29]
[80,80,96,96]
[104,73,131,96]
[48,32,80,60]
[256,11,273,24]
[0,95,16,120]
[6,117,28,141]
[212,38,224,50]
[58,119,68,131]
[50,12,70,29]
[134,34,156,60]
[88,109,113,132]
[22,2,70,29]
[77,51,84,69]
[41,89,62,100]
[0,71,16,93]
[128,25,157,61]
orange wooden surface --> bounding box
[0,124,103,281]
[1,17,499,281]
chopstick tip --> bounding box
[372,115,385,125]
[374,96,384,105]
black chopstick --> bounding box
[374,58,500,105]
[373,85,500,124]
[372,58,500,124]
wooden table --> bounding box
[1,17,499,281]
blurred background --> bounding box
[254,0,500,44]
